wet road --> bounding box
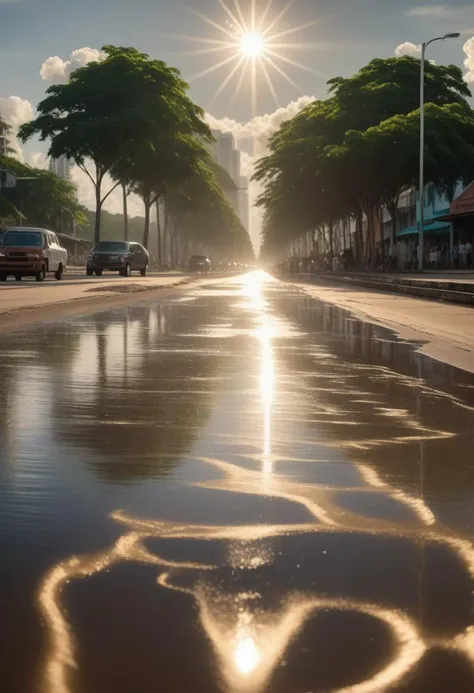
[2,271,474,693]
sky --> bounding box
[1,0,474,245]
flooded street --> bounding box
[2,271,474,693]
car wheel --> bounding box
[140,265,147,277]
[86,268,93,276]
[36,265,46,282]
[14,274,22,281]
[95,269,103,276]
[54,263,63,280]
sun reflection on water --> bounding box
[241,272,277,480]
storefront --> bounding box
[395,221,452,270]
[438,181,474,245]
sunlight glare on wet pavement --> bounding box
[1,273,474,693]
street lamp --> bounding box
[418,32,460,270]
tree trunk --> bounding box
[328,220,334,270]
[123,184,128,241]
[388,202,398,267]
[156,198,162,267]
[355,212,363,265]
[163,198,169,265]
[94,181,102,245]
[142,196,151,250]
[172,232,178,268]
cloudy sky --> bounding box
[1,0,474,243]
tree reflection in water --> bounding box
[48,301,235,483]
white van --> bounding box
[0,227,68,281]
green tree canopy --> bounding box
[18,45,211,244]
[256,55,474,263]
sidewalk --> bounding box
[290,277,474,374]
[304,270,474,306]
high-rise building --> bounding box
[49,155,71,181]
[212,130,235,176]
[210,130,249,234]
[231,149,241,185]
[238,176,250,234]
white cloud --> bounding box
[205,95,315,158]
[407,5,452,17]
[463,36,474,84]
[0,95,35,161]
[394,42,422,58]
[26,151,48,169]
[40,47,105,84]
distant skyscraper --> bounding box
[212,130,235,178]
[231,149,241,185]
[49,155,71,180]
[210,130,250,232]
[239,176,250,234]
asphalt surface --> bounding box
[1,271,474,693]
[0,271,194,319]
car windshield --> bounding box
[94,242,128,252]
[3,232,42,247]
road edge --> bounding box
[290,278,474,375]
[0,278,199,334]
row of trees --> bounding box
[255,56,474,265]
[2,46,252,263]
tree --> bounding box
[112,133,212,251]
[255,55,474,265]
[0,155,87,229]
[18,45,210,244]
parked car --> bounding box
[86,241,149,277]
[0,227,67,282]
[188,255,211,273]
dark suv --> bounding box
[188,255,211,273]
[87,241,149,277]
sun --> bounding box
[241,31,265,58]
[176,0,328,114]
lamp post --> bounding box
[418,32,460,271]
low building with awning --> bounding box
[396,220,452,238]
[438,181,474,241]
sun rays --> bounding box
[176,0,328,113]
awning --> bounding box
[437,210,474,222]
[397,221,451,238]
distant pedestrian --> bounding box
[452,242,459,269]
[465,240,472,269]
[459,241,467,269]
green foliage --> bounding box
[0,155,86,229]
[165,154,253,261]
[256,55,474,262]
[18,45,212,244]
[16,43,252,259]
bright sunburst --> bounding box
[175,0,328,113]
[240,31,266,57]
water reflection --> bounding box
[2,273,474,692]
